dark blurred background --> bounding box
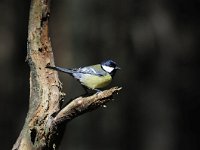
[0,0,200,150]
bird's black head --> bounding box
[101,60,120,76]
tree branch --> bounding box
[54,87,122,124]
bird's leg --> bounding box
[81,85,90,96]
[81,85,102,95]
[93,88,102,94]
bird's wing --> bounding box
[77,64,107,76]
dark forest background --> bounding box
[0,0,200,150]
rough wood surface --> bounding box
[54,87,122,124]
[12,0,62,149]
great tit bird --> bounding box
[46,60,120,92]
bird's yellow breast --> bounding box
[80,73,112,89]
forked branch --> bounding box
[12,0,121,149]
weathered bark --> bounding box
[12,0,121,150]
[12,0,62,149]
[54,87,121,124]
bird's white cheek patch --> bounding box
[102,65,114,73]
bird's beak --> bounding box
[115,66,121,70]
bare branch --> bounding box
[54,87,122,124]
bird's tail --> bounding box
[46,65,74,74]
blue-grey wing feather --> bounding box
[79,67,106,76]
[72,65,106,80]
